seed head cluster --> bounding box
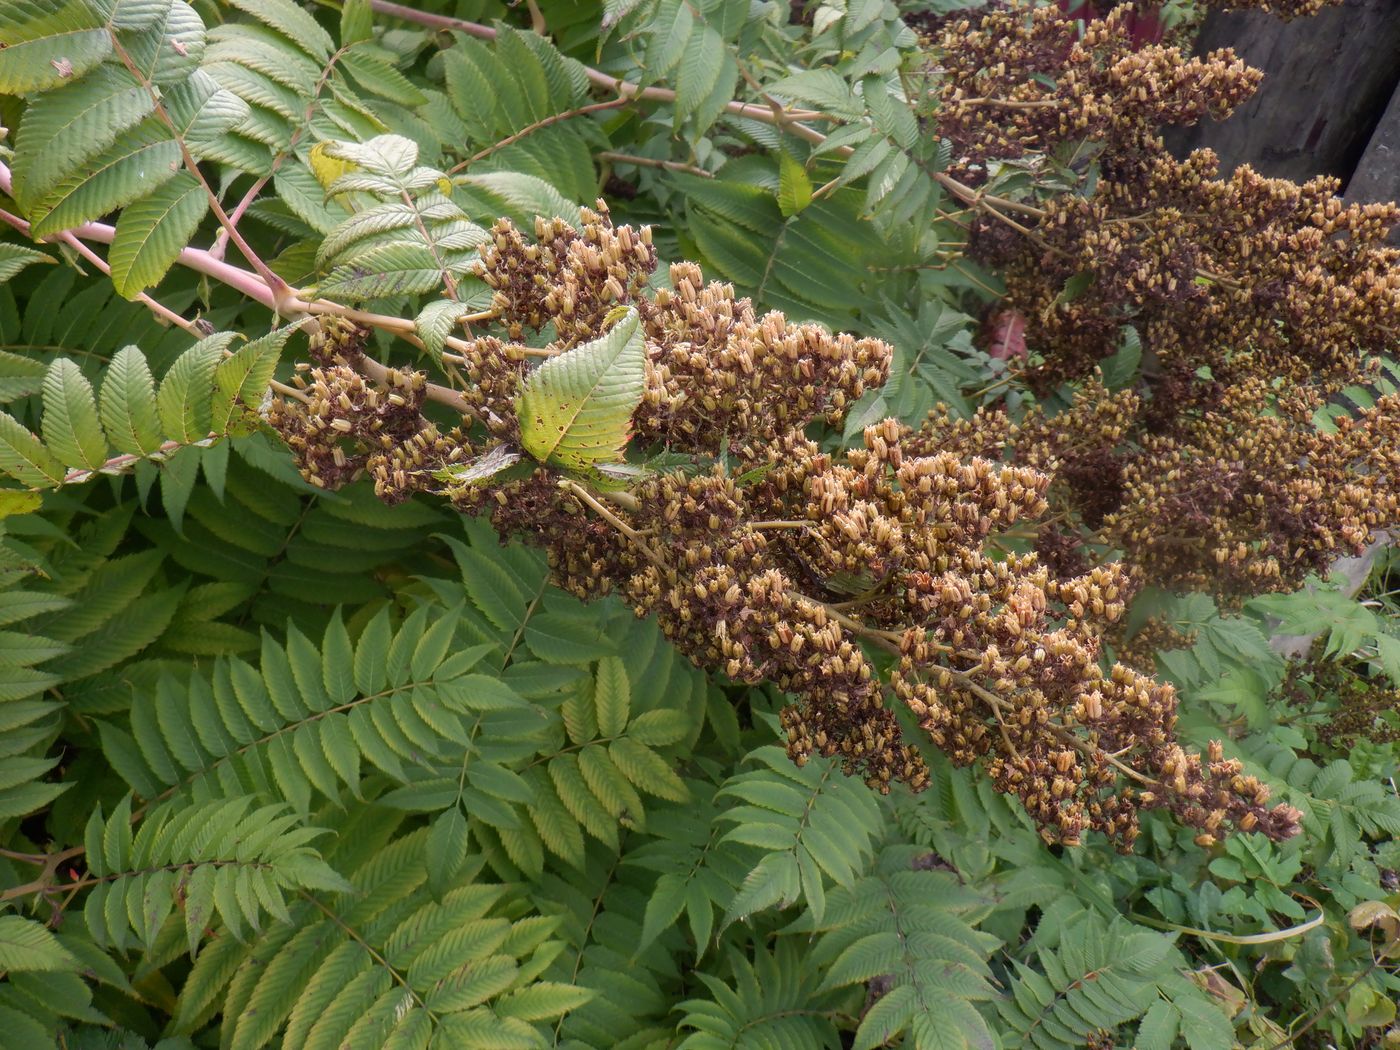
[267,322,434,492]
[909,377,1400,602]
[928,1,1400,604]
[931,6,1259,180]
[269,211,1303,849]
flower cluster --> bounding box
[1204,0,1338,13]
[930,6,1259,180]
[268,213,1302,849]
[435,205,889,453]
[926,1,1400,603]
[1106,385,1400,598]
[996,153,1400,394]
[906,378,1400,602]
[1283,656,1400,747]
[267,323,432,492]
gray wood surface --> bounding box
[1164,0,1400,185]
[1348,80,1400,206]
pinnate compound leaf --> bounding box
[516,307,645,471]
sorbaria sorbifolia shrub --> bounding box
[2,0,1397,1044]
[270,206,1303,849]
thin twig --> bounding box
[558,478,666,567]
[947,95,1062,110]
[107,33,291,305]
[597,151,714,178]
[367,0,836,126]
[451,99,631,174]
[209,46,350,262]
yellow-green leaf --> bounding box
[516,307,645,471]
[778,150,813,217]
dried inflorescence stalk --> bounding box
[268,208,1302,850]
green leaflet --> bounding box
[0,916,79,972]
[0,244,53,284]
[28,119,182,237]
[414,297,492,363]
[223,0,334,61]
[108,172,209,298]
[157,333,235,444]
[41,358,108,471]
[100,347,165,457]
[9,64,152,211]
[211,324,293,433]
[515,306,646,472]
[0,1,111,95]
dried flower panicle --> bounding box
[268,322,431,492]
[1115,616,1198,675]
[269,214,1303,850]
[905,377,1400,603]
[477,206,658,343]
[442,204,889,451]
[1283,656,1400,747]
[923,1,1400,605]
[638,262,890,448]
[1206,0,1337,14]
[930,6,1259,181]
[999,154,1400,393]
[1106,386,1400,599]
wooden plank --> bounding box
[1164,0,1400,184]
[1346,82,1400,205]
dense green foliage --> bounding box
[0,0,1397,1047]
